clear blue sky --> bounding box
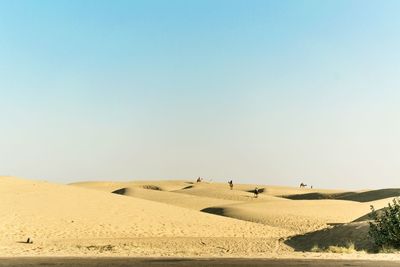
[1,0,399,188]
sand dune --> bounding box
[285,221,373,251]
[71,180,193,193]
[285,200,396,252]
[0,177,288,257]
[110,187,239,211]
[76,181,393,234]
[74,180,396,252]
[1,176,399,258]
[201,199,377,234]
[282,188,400,202]
[71,181,240,211]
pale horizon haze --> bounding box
[1,0,400,189]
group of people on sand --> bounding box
[228,180,259,198]
[196,177,260,198]
[197,177,313,198]
[198,177,315,198]
[300,182,313,189]
[196,177,214,183]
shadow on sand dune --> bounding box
[200,207,225,216]
[282,189,400,202]
[112,185,165,196]
[179,185,194,190]
[284,221,376,252]
[246,188,265,194]
[284,207,391,253]
[112,188,128,195]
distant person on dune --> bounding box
[228,180,233,190]
[254,187,259,198]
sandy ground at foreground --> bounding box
[0,176,399,260]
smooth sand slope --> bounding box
[0,177,287,257]
[1,176,399,258]
[72,181,239,211]
[73,180,397,254]
[73,181,394,234]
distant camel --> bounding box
[300,182,307,188]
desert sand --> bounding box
[0,176,399,260]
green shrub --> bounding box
[379,245,398,253]
[310,242,360,254]
[325,242,358,254]
[369,198,400,249]
[311,244,321,252]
